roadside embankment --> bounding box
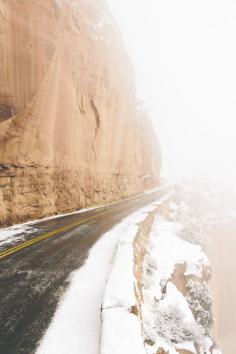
[100,194,221,354]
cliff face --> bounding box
[0,0,161,226]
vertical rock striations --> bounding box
[0,0,161,226]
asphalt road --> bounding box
[0,189,166,354]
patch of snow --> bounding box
[162,283,196,323]
[176,341,196,353]
[0,224,39,248]
[101,308,146,354]
[145,216,209,287]
[142,214,212,353]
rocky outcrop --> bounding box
[0,0,161,226]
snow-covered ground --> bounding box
[35,201,162,354]
[142,216,213,354]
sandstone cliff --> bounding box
[0,0,161,226]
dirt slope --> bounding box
[208,220,236,354]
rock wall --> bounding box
[0,0,161,226]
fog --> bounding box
[108,0,236,184]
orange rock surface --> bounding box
[0,0,161,226]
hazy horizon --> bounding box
[109,0,236,184]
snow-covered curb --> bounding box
[100,215,150,354]
[100,197,170,354]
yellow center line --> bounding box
[0,210,111,261]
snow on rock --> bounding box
[144,216,209,290]
[143,283,202,354]
[142,215,212,354]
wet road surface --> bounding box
[0,189,166,354]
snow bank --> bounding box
[100,204,159,354]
